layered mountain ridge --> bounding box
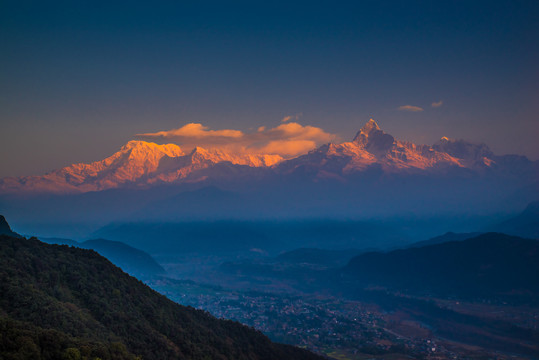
[0,119,535,194]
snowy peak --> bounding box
[358,119,381,136]
[187,147,283,167]
[352,119,381,141]
[0,141,186,193]
[352,119,396,155]
[350,119,495,168]
[120,140,184,159]
[281,119,509,175]
[433,137,493,159]
[64,141,185,185]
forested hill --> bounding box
[341,233,539,302]
[0,235,323,360]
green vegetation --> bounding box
[0,235,322,360]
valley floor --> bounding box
[146,255,539,360]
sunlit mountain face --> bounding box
[0,139,282,193]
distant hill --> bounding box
[0,215,22,238]
[80,239,166,278]
[0,235,323,360]
[408,231,482,248]
[341,233,539,302]
[94,221,274,254]
[93,220,409,255]
[490,201,539,239]
[39,237,165,279]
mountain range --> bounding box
[1,119,536,194]
[0,140,281,194]
[1,120,537,238]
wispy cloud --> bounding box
[398,105,424,112]
[281,113,303,123]
[431,100,443,108]
[136,121,336,158]
[139,123,243,144]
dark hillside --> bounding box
[0,215,21,238]
[342,233,539,302]
[0,235,322,360]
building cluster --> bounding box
[163,287,467,359]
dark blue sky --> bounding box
[1,1,538,177]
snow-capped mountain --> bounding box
[277,120,463,176]
[0,140,281,193]
[1,141,183,193]
[0,120,535,194]
[275,119,536,179]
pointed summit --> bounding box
[352,119,395,155]
[360,119,381,135]
[353,119,382,142]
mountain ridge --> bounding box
[1,119,535,194]
[39,236,166,279]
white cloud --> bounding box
[431,100,443,108]
[136,121,336,158]
[398,105,424,112]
